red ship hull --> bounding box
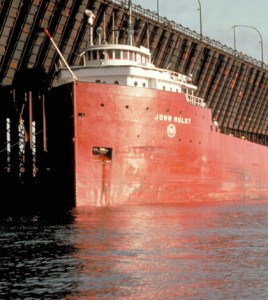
[47,82,268,206]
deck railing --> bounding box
[185,94,206,108]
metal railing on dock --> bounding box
[111,0,267,70]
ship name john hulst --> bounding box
[154,114,191,124]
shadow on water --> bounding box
[0,198,78,299]
[1,181,75,217]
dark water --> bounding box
[1,200,268,299]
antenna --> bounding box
[147,25,149,49]
[128,0,133,46]
[103,12,106,43]
[112,12,115,44]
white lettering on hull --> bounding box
[154,114,191,124]
[154,114,192,138]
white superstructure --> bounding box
[56,9,206,108]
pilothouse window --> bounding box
[115,50,120,59]
[123,50,128,60]
[99,51,105,60]
[93,50,97,60]
[107,49,113,59]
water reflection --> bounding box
[1,201,268,299]
[71,201,268,299]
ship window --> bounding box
[107,50,113,59]
[115,50,120,59]
[129,51,134,61]
[163,86,166,90]
[99,51,105,60]
[114,80,119,84]
[123,50,128,60]
[134,81,138,86]
[93,50,97,60]
[136,54,141,63]
[87,51,91,61]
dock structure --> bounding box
[0,0,267,205]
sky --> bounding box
[132,0,268,64]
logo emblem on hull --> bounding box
[167,124,176,138]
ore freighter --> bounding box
[46,3,268,206]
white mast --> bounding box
[85,9,95,46]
